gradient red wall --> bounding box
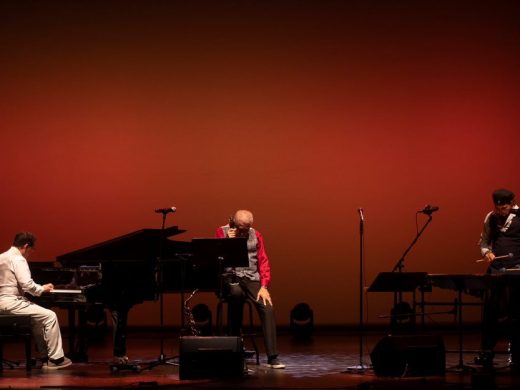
[1,1,520,326]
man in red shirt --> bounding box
[216,210,285,369]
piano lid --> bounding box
[56,226,189,266]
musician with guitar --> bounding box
[477,189,520,370]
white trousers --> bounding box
[0,296,64,361]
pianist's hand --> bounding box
[227,228,237,238]
[42,283,54,293]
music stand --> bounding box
[191,238,249,296]
[192,238,249,267]
[368,272,429,293]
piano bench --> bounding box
[0,314,32,372]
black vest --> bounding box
[488,209,520,272]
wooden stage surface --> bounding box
[1,329,519,389]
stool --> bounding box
[216,299,260,365]
[0,314,32,372]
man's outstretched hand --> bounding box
[257,286,272,306]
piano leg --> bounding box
[67,308,76,359]
[77,308,89,362]
[65,306,89,363]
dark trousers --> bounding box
[110,305,130,358]
[481,284,520,362]
[223,277,278,358]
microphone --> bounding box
[358,208,365,221]
[154,206,177,214]
[418,205,439,215]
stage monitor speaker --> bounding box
[370,334,445,377]
[179,336,244,380]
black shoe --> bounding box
[267,357,285,369]
[243,349,256,359]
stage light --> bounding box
[191,303,213,336]
[290,302,314,340]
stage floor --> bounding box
[1,329,519,389]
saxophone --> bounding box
[183,289,200,336]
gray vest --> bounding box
[221,226,259,281]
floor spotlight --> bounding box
[192,303,213,336]
[290,302,314,340]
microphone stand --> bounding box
[390,213,433,330]
[392,214,433,275]
[148,210,177,368]
[346,209,368,372]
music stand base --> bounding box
[344,363,370,373]
[160,354,178,366]
[447,364,476,373]
[145,355,178,370]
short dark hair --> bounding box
[492,189,515,205]
[13,232,36,248]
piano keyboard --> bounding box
[50,289,83,294]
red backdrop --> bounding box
[1,0,520,326]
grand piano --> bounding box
[31,226,192,361]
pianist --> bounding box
[216,209,285,369]
[0,232,72,370]
[477,188,520,370]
